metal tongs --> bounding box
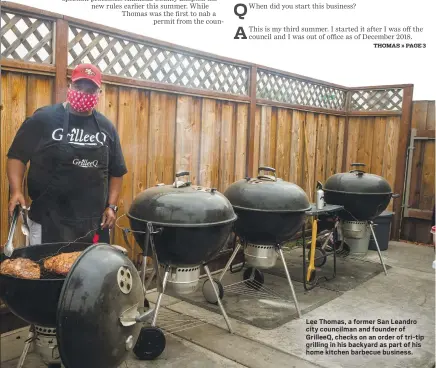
[21,207,30,237]
[3,205,20,257]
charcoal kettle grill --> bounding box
[323,163,400,273]
[126,171,238,360]
[0,236,154,368]
[202,167,311,317]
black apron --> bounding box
[29,104,109,243]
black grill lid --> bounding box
[324,163,392,194]
[224,166,311,213]
[127,171,237,227]
[57,244,144,368]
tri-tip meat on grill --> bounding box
[43,251,82,276]
[0,258,41,279]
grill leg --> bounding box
[17,327,34,368]
[151,266,170,327]
[143,268,156,294]
[141,223,151,287]
[278,249,302,318]
[218,243,241,282]
[140,255,148,287]
[204,265,234,334]
[370,223,388,276]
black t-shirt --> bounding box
[7,103,127,197]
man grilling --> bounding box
[6,63,127,245]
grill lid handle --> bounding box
[258,166,276,173]
[174,171,191,188]
[176,171,190,178]
[258,166,277,181]
[350,163,366,175]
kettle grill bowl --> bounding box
[0,242,91,327]
[233,208,306,245]
[323,190,391,221]
[129,220,235,266]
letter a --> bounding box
[234,27,247,39]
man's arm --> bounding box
[101,121,127,229]
[7,158,27,215]
[6,113,43,215]
[101,176,123,229]
[108,176,123,206]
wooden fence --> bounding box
[0,1,416,260]
[401,101,435,244]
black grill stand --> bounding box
[204,238,302,318]
[301,205,388,291]
[16,327,35,368]
[369,221,388,276]
[16,325,62,368]
[146,224,233,331]
[132,223,234,360]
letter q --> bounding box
[234,3,247,19]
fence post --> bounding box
[391,85,414,240]
[54,19,69,103]
[341,89,352,171]
[246,65,257,177]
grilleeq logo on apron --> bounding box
[73,159,99,168]
[52,128,107,146]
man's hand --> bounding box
[9,191,26,216]
[101,207,116,229]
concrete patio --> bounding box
[2,241,435,368]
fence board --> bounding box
[219,102,235,191]
[409,143,424,209]
[326,115,339,179]
[175,95,201,185]
[411,101,428,129]
[26,75,53,115]
[269,108,278,169]
[316,114,328,183]
[304,113,318,200]
[371,117,387,176]
[383,116,400,211]
[259,106,272,167]
[234,104,249,180]
[275,108,292,180]
[199,99,221,188]
[426,102,435,130]
[251,106,261,176]
[345,117,360,169]
[419,141,435,210]
[356,117,374,172]
[97,84,119,127]
[289,111,304,186]
[147,92,177,187]
[408,101,429,208]
[133,90,150,197]
[336,117,345,172]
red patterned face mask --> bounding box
[67,88,99,112]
